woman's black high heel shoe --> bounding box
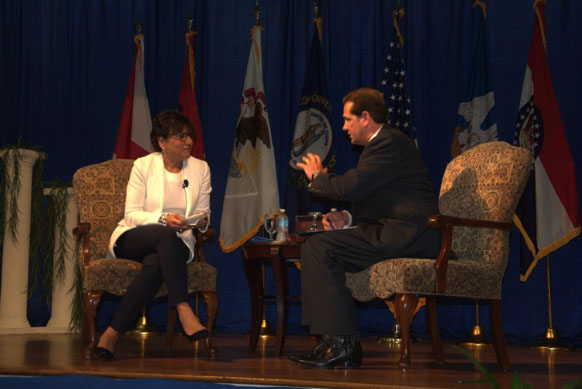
[93,346,114,361]
[186,329,209,342]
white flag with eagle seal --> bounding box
[219,25,280,253]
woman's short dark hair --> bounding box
[342,88,387,124]
[150,110,195,152]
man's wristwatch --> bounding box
[158,213,168,226]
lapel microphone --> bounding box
[182,179,189,189]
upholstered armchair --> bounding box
[72,159,218,359]
[345,141,532,372]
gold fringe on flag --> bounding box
[185,31,197,90]
[134,34,144,68]
[251,25,264,61]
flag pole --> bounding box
[124,20,155,335]
[531,255,573,350]
[458,0,489,346]
[185,13,201,320]
[457,300,490,346]
[377,2,427,346]
[190,11,198,321]
[457,11,490,328]
[249,0,274,339]
[313,0,322,42]
[378,301,402,346]
[254,0,260,25]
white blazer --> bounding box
[108,152,212,262]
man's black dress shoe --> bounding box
[298,335,362,369]
[186,329,209,342]
[289,335,331,363]
[93,346,114,361]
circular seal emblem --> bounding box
[289,108,332,170]
[514,95,543,160]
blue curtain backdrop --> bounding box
[1,0,581,346]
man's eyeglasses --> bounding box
[170,133,191,141]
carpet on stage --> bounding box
[0,375,304,389]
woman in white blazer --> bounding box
[94,110,212,361]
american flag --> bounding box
[380,27,417,145]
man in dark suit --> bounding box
[293,87,440,368]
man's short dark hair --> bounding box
[342,88,387,124]
[150,110,195,152]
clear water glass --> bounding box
[264,215,277,240]
[308,211,321,231]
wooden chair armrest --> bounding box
[194,226,214,263]
[201,226,215,243]
[72,222,91,271]
[427,214,512,293]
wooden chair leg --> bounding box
[394,293,419,372]
[201,291,218,357]
[426,296,444,363]
[82,290,102,359]
[488,299,511,372]
[165,306,177,353]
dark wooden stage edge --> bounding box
[0,333,579,388]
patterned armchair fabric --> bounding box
[73,159,216,297]
[346,141,532,301]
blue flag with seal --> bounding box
[450,1,497,158]
[286,17,335,217]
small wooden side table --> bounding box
[242,238,302,357]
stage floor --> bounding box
[0,332,579,388]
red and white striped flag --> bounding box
[513,0,580,281]
[113,34,152,159]
[178,31,205,160]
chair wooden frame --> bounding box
[393,214,513,372]
[74,218,218,360]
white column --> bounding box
[45,187,78,332]
[0,149,40,330]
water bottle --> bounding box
[276,209,289,242]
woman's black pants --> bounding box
[109,225,190,333]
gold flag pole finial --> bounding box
[137,19,142,35]
[533,0,547,52]
[314,0,322,42]
[392,2,405,46]
[254,0,261,25]
[472,0,488,20]
[188,16,193,32]
[251,1,264,60]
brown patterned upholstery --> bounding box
[346,141,530,300]
[72,159,217,359]
[345,141,532,371]
[86,258,216,296]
